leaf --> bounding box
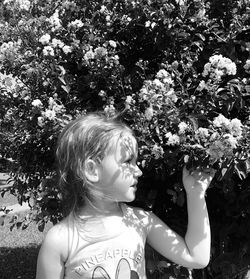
[61,85,71,93]
[235,159,250,180]
[58,76,66,85]
[38,220,45,232]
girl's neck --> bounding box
[78,198,122,218]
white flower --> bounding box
[166,88,178,103]
[197,80,207,91]
[243,59,250,73]
[156,69,170,79]
[31,99,43,107]
[223,134,238,149]
[51,38,64,48]
[207,140,225,160]
[153,78,164,88]
[47,10,61,31]
[125,95,133,104]
[104,104,116,117]
[109,40,117,48]
[228,118,242,138]
[37,116,45,127]
[202,54,237,79]
[145,106,154,121]
[94,47,108,58]
[43,46,54,56]
[39,34,51,45]
[165,132,180,145]
[213,114,230,128]
[62,45,72,54]
[151,22,156,28]
[98,90,106,98]
[68,19,84,29]
[84,49,95,61]
[18,0,30,11]
[100,5,106,13]
[178,122,189,134]
[195,127,210,143]
[43,109,56,120]
[152,144,164,159]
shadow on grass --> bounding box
[0,245,40,279]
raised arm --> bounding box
[36,223,68,279]
[146,166,214,269]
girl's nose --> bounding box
[135,164,143,177]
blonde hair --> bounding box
[56,112,133,215]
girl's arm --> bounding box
[146,167,214,269]
[36,223,68,279]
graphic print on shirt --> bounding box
[92,258,139,279]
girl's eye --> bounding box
[124,159,132,164]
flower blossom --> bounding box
[243,59,250,73]
[68,19,84,29]
[213,114,230,128]
[195,127,210,142]
[109,40,117,48]
[202,54,237,80]
[104,104,116,117]
[145,106,154,121]
[43,46,54,56]
[0,40,21,61]
[51,38,64,48]
[228,118,242,138]
[84,48,95,61]
[32,99,43,107]
[152,144,164,159]
[43,109,56,120]
[39,34,51,45]
[94,47,108,58]
[62,45,72,55]
[18,0,30,11]
[125,95,133,104]
[197,80,207,91]
[165,132,180,146]
[47,10,61,31]
[178,122,189,134]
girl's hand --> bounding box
[182,166,215,196]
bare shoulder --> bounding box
[40,218,69,261]
[125,204,152,224]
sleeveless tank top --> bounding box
[64,203,150,279]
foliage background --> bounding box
[0,0,250,278]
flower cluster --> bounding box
[0,72,25,97]
[178,114,243,164]
[0,40,21,63]
[39,34,72,56]
[244,59,250,74]
[35,97,67,128]
[3,0,31,11]
[83,43,119,67]
[139,69,177,120]
[202,54,237,80]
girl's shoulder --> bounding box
[122,203,152,224]
[41,217,70,262]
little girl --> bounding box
[36,112,215,279]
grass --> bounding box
[0,193,52,279]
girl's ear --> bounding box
[84,158,100,183]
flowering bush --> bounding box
[1,0,250,278]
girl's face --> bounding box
[97,133,143,203]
